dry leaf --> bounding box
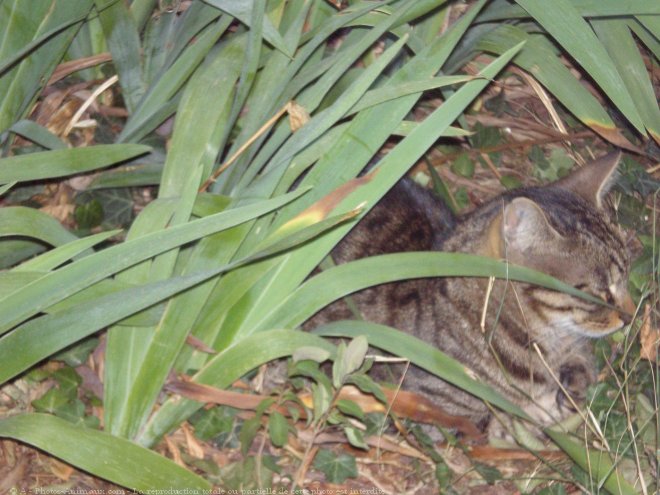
[185,335,217,354]
[640,304,658,362]
[167,378,483,440]
[182,423,205,459]
[164,435,185,467]
[40,203,75,223]
[287,101,310,131]
[49,457,74,480]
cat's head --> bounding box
[495,152,634,337]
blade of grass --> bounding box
[0,207,80,246]
[514,0,645,135]
[201,0,292,57]
[0,189,305,334]
[477,24,632,147]
[479,0,660,22]
[235,37,522,339]
[0,144,151,184]
[628,18,660,61]
[0,0,95,136]
[118,15,231,143]
[592,18,660,142]
[110,207,360,439]
[14,230,120,272]
[95,0,145,113]
[261,252,603,331]
[314,320,529,420]
[0,414,210,491]
[545,429,638,495]
[347,75,476,116]
[9,120,66,149]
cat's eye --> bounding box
[603,291,615,306]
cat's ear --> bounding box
[555,151,622,208]
[502,197,560,253]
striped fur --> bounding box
[318,152,632,436]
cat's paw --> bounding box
[557,360,596,411]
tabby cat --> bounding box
[317,151,635,438]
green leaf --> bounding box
[435,461,453,489]
[499,175,522,189]
[345,374,388,404]
[9,120,66,150]
[201,0,292,58]
[52,366,82,397]
[343,336,369,376]
[473,462,502,484]
[75,200,104,229]
[0,206,79,246]
[333,336,368,388]
[0,189,304,335]
[265,252,603,331]
[545,429,638,495]
[335,399,365,421]
[239,416,261,456]
[479,0,660,21]
[0,145,151,184]
[450,153,475,178]
[514,0,644,134]
[53,399,86,424]
[268,411,289,448]
[0,413,210,490]
[289,360,333,393]
[32,388,69,414]
[312,381,332,421]
[95,0,145,113]
[54,338,99,367]
[292,346,331,363]
[189,407,235,442]
[344,426,368,450]
[313,449,357,484]
[15,230,120,272]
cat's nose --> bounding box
[618,294,637,325]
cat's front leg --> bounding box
[556,358,597,413]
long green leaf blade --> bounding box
[95,0,145,113]
[0,414,210,491]
[0,207,79,246]
[545,430,638,495]
[0,189,305,334]
[262,252,601,330]
[514,0,645,134]
[592,18,660,142]
[0,144,151,184]
[202,0,292,57]
[314,321,529,420]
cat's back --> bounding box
[332,179,455,263]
